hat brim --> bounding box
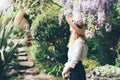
[66,15,85,35]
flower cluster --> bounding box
[93,64,120,77]
[61,0,116,38]
[0,0,13,14]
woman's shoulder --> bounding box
[75,38,85,44]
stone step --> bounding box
[18,53,27,56]
[19,61,34,68]
[26,68,40,75]
[19,70,26,74]
[24,74,55,80]
[35,74,55,80]
[18,56,28,61]
[24,75,37,80]
[17,47,26,53]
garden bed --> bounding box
[88,77,120,80]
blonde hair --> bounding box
[67,31,87,48]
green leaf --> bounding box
[0,27,5,48]
[0,47,5,62]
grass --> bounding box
[55,77,63,80]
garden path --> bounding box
[10,39,55,80]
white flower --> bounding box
[85,30,95,39]
[105,23,112,32]
[47,56,50,59]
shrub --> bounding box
[83,59,100,74]
[26,41,40,60]
[31,5,69,76]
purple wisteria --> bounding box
[61,0,67,5]
[61,0,116,38]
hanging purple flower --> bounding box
[91,1,99,10]
[84,1,93,12]
[64,8,72,16]
[72,1,82,23]
[61,0,116,36]
[97,10,106,25]
[82,14,86,24]
[64,0,73,16]
[61,0,67,5]
[72,12,82,23]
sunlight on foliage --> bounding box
[83,59,100,74]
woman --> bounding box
[62,15,88,80]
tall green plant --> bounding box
[31,5,69,76]
[0,20,18,79]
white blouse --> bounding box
[65,38,88,68]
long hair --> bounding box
[67,31,87,48]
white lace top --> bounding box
[65,38,88,68]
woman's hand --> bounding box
[62,66,71,80]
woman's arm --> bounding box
[62,66,71,79]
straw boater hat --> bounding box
[66,15,85,35]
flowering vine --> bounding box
[60,0,117,38]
